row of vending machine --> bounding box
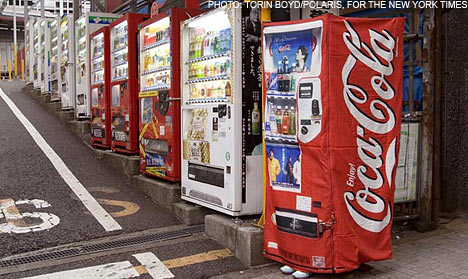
[24,5,405,273]
[24,5,267,217]
[24,5,404,234]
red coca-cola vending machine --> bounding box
[138,8,202,181]
[110,13,149,154]
[262,15,404,273]
[90,26,111,148]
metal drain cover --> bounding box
[0,225,204,268]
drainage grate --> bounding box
[0,225,204,268]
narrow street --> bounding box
[0,80,244,278]
[1,4,466,279]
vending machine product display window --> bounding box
[25,20,33,84]
[138,9,202,181]
[40,19,52,94]
[262,15,404,273]
[60,15,76,110]
[90,27,112,148]
[110,13,149,154]
[33,20,40,89]
[180,5,268,216]
[75,12,120,119]
[50,17,61,101]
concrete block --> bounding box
[24,84,34,92]
[173,202,214,226]
[68,120,91,137]
[30,89,41,100]
[133,175,181,210]
[46,101,62,114]
[96,150,139,177]
[57,110,75,125]
[236,226,271,267]
[205,214,239,251]
[204,214,270,267]
[38,94,51,104]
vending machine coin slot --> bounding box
[157,91,170,115]
[218,104,227,118]
[297,78,321,143]
[120,82,127,97]
[99,85,104,99]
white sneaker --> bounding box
[280,265,295,275]
[292,270,310,279]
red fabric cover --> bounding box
[263,14,405,273]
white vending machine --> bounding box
[25,20,33,84]
[75,12,120,119]
[180,5,265,216]
[60,14,75,109]
[50,17,61,101]
[40,19,51,93]
[33,19,41,89]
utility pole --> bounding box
[13,0,17,78]
[24,0,29,81]
[73,0,79,21]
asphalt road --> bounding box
[2,235,244,279]
[0,80,245,278]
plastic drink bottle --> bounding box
[290,63,297,92]
[252,102,260,135]
[282,106,290,134]
[289,107,296,135]
[225,81,231,97]
[276,106,282,133]
[269,104,278,134]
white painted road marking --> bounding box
[20,249,233,278]
[22,261,139,279]
[133,252,175,279]
[0,87,121,232]
[21,252,173,279]
[0,199,60,234]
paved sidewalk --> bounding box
[211,212,468,279]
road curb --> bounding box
[133,175,214,225]
[95,150,140,177]
[173,202,215,226]
[205,214,271,268]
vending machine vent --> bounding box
[189,190,223,206]
[279,248,311,265]
[187,162,224,188]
